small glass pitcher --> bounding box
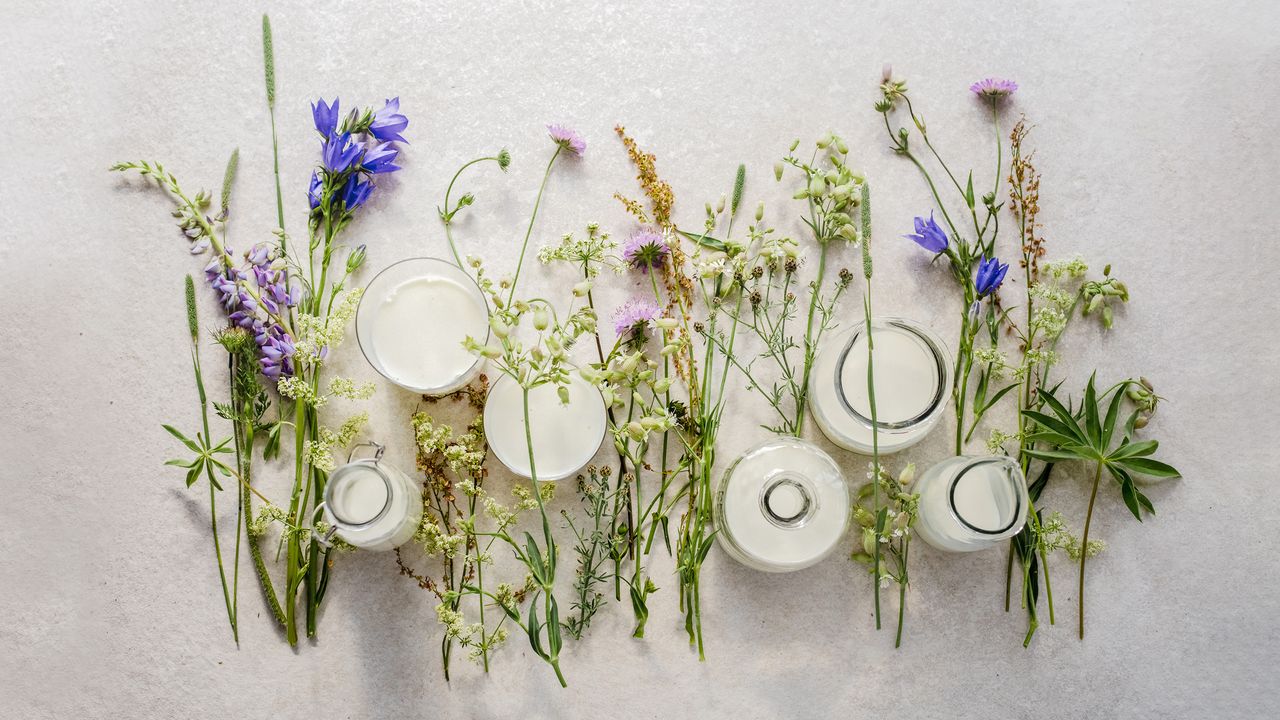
[912,455,1028,552]
[314,441,421,551]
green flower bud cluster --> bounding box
[1081,268,1130,330]
[784,133,866,245]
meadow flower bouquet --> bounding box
[114,15,408,645]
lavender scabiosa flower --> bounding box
[970,78,1018,99]
[622,229,669,273]
[975,256,1009,297]
[321,132,363,173]
[613,299,661,337]
[369,98,409,143]
[904,212,949,254]
[547,124,586,157]
[312,98,340,136]
[362,142,401,174]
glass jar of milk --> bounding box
[808,316,952,455]
[911,455,1028,552]
[714,437,850,572]
[316,442,422,551]
[356,257,490,396]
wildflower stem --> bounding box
[1079,461,1103,639]
[507,146,561,306]
[441,155,502,269]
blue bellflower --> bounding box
[341,175,373,209]
[321,132,363,173]
[975,256,1009,297]
[904,212,949,254]
[307,171,323,209]
[312,98,340,137]
[369,98,409,143]
[362,142,401,174]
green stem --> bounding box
[507,147,561,306]
[441,156,501,268]
[1079,461,1103,640]
[795,242,829,437]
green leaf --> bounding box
[524,532,546,582]
[162,424,201,453]
[1024,430,1086,449]
[1137,490,1155,515]
[1110,439,1158,460]
[1101,381,1126,450]
[164,458,194,468]
[1119,476,1143,522]
[1116,457,1181,478]
[979,382,1020,414]
[185,464,201,488]
[547,595,562,656]
[1022,408,1083,445]
[1037,386,1079,428]
[1083,373,1101,447]
[1023,447,1086,462]
[676,228,726,252]
[964,171,975,209]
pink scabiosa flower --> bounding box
[970,77,1018,99]
[613,299,661,337]
[547,124,586,157]
[622,229,669,273]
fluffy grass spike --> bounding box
[185,274,198,341]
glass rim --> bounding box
[325,459,393,529]
[833,317,949,432]
[354,256,491,395]
[947,457,1024,536]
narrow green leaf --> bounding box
[1120,477,1143,522]
[1110,439,1158,459]
[980,382,1020,414]
[162,424,201,453]
[964,171,975,209]
[1022,410,1084,443]
[676,228,726,251]
[1116,457,1181,478]
[1083,373,1101,446]
[164,458,194,468]
[1022,448,1084,462]
[185,465,201,488]
[1101,381,1126,450]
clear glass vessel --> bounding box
[356,257,490,396]
[912,455,1029,553]
[483,371,607,482]
[714,437,850,572]
[807,316,952,455]
[316,442,422,552]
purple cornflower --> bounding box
[974,256,1009,297]
[622,229,669,273]
[613,299,661,337]
[307,171,323,210]
[970,78,1018,99]
[321,132,363,173]
[341,175,374,209]
[547,124,585,157]
[369,98,409,143]
[312,98,340,136]
[904,212,949,254]
[362,142,401,174]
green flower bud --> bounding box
[490,317,510,338]
[532,308,550,331]
[655,317,678,330]
[816,133,833,149]
[755,201,764,222]
[557,385,570,405]
[808,175,826,197]
[654,377,672,394]
[773,161,784,181]
[625,421,646,442]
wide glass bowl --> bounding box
[483,371,607,482]
[807,316,952,455]
[355,257,490,396]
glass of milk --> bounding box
[911,455,1028,552]
[713,437,850,572]
[483,371,607,482]
[808,316,952,455]
[316,441,422,551]
[356,257,490,396]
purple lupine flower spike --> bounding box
[369,98,409,143]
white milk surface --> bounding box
[370,275,486,390]
[839,326,938,423]
[483,373,606,481]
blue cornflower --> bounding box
[975,256,1009,297]
[307,171,323,209]
[321,132,363,173]
[362,142,401,174]
[312,98,340,137]
[904,212,949,254]
[369,98,408,143]
[341,175,373,209]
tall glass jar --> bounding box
[316,442,421,551]
[807,316,952,455]
[912,455,1029,553]
[714,437,850,572]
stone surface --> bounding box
[2,1,1277,718]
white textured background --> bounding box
[3,1,1278,718]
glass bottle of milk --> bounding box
[316,442,422,551]
[714,437,850,572]
[911,455,1029,552]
